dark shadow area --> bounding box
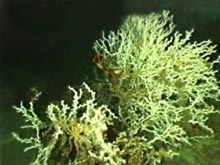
[1,0,124,105]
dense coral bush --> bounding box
[14,11,220,164]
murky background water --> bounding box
[1,0,220,164]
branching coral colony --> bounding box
[14,11,220,165]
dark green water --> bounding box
[1,0,220,164]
